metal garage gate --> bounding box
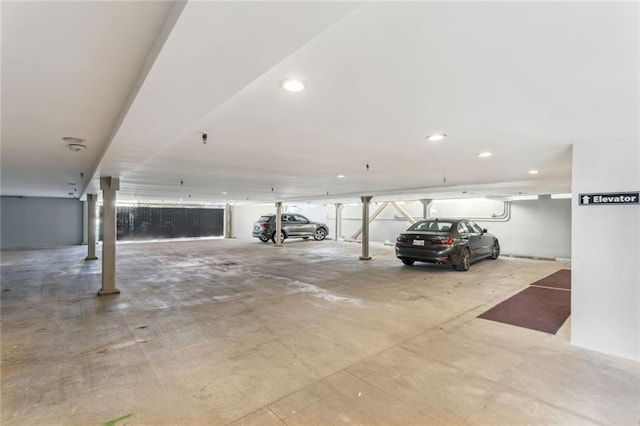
[99,205,224,241]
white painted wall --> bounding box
[233,203,274,238]
[572,139,640,361]
[285,198,571,258]
[475,197,571,259]
[1,196,84,249]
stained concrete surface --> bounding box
[1,239,638,425]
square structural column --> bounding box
[334,203,343,241]
[359,196,373,260]
[420,199,432,219]
[224,203,235,238]
[572,139,639,360]
[274,202,283,246]
[98,177,120,296]
[85,193,98,260]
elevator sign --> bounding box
[579,192,639,206]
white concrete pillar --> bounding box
[275,201,283,246]
[572,139,639,360]
[224,203,235,238]
[85,193,98,261]
[99,177,120,296]
[334,203,343,241]
[82,201,88,245]
[420,199,432,219]
[359,196,373,260]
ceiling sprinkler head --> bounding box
[202,133,207,144]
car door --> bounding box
[293,214,315,236]
[458,221,483,257]
[468,220,491,256]
[281,214,298,236]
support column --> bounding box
[572,138,639,360]
[85,193,98,260]
[99,177,120,296]
[275,201,283,246]
[359,196,373,260]
[420,199,432,219]
[224,203,235,238]
[334,203,343,241]
[82,200,88,245]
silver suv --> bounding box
[252,213,329,244]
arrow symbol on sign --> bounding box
[582,195,590,204]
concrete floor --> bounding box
[1,239,638,425]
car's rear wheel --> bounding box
[401,259,415,266]
[272,231,285,244]
[313,228,327,241]
[490,240,500,259]
[455,248,471,271]
[258,235,269,243]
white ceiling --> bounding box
[2,1,638,205]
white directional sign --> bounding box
[579,192,639,206]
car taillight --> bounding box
[432,238,454,245]
[396,236,407,243]
[260,223,270,229]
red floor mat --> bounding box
[478,285,571,334]
[530,269,571,290]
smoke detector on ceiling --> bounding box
[63,137,87,152]
[67,143,86,152]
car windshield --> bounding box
[408,221,454,232]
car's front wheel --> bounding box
[455,247,471,271]
[258,235,269,243]
[490,240,500,259]
[313,228,327,241]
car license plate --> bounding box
[413,240,424,246]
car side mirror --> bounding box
[482,228,488,234]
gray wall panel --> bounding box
[1,196,83,249]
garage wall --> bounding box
[289,198,571,259]
[1,196,84,249]
[474,197,571,259]
[233,203,276,238]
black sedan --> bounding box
[395,218,500,271]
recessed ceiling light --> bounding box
[477,152,492,158]
[280,78,305,92]
[426,133,447,142]
[528,169,539,175]
[337,174,345,178]
[223,192,227,195]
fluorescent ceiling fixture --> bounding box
[512,195,539,201]
[426,133,447,141]
[551,193,572,199]
[337,174,345,178]
[280,78,305,92]
[528,169,539,175]
[477,152,492,158]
